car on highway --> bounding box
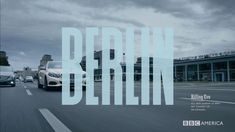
[24,76,34,83]
[38,61,86,90]
[0,66,15,87]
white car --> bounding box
[24,76,34,83]
[38,61,86,90]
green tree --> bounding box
[0,57,10,66]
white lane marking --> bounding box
[26,89,32,96]
[180,97,235,105]
[176,88,235,92]
[24,85,27,89]
[207,88,235,92]
[39,108,72,132]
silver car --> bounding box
[24,76,34,83]
[0,66,15,87]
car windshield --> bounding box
[47,62,62,69]
[0,66,13,72]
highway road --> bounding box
[1,81,235,132]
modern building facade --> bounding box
[133,51,235,82]
[80,50,235,82]
[174,51,235,82]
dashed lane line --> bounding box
[26,89,32,96]
[39,108,72,132]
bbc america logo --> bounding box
[183,120,224,127]
[183,120,201,126]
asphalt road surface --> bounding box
[1,81,235,132]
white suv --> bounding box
[38,61,86,90]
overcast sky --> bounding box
[1,0,235,70]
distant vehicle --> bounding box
[24,76,34,83]
[0,66,15,87]
[38,61,86,90]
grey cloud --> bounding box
[70,0,235,30]
[1,0,235,70]
[70,0,194,18]
[198,0,235,14]
[176,36,202,46]
[67,0,211,18]
[85,12,145,27]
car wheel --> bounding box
[44,77,50,90]
[38,79,43,88]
